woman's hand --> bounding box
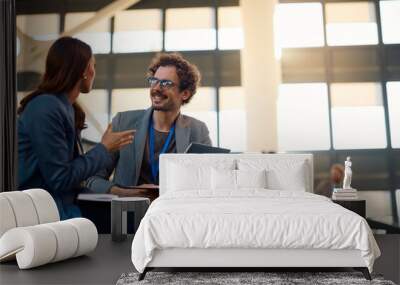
[101,123,135,152]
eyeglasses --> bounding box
[147,76,177,89]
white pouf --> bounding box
[0,189,98,269]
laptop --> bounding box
[184,142,230,154]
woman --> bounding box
[18,37,134,219]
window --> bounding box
[277,83,331,151]
[113,9,162,53]
[218,7,243,50]
[325,2,378,46]
[380,0,400,44]
[111,88,150,117]
[16,14,59,41]
[165,7,216,51]
[65,12,111,54]
[181,87,218,146]
[331,82,386,149]
[219,87,246,151]
[79,89,109,142]
[387,82,400,148]
[274,3,324,48]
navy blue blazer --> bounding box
[18,93,113,220]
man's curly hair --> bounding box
[147,53,201,105]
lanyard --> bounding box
[149,117,175,183]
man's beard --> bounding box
[151,90,175,111]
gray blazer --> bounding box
[85,108,212,193]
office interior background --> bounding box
[11,0,400,222]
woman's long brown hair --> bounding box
[18,37,92,131]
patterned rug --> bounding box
[116,271,396,285]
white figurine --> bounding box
[343,156,353,189]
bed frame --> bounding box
[138,154,372,281]
[139,248,371,280]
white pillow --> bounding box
[166,159,236,192]
[168,163,210,191]
[237,158,308,191]
[266,168,306,191]
[211,168,236,190]
[211,169,268,190]
[237,169,267,189]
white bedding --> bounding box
[131,190,380,273]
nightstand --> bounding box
[332,199,366,218]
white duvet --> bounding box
[131,190,380,273]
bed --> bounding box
[131,154,380,280]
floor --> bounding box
[373,234,400,284]
[0,235,399,285]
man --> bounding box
[85,53,211,199]
[314,164,345,198]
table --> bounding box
[111,197,150,241]
[77,195,114,233]
[77,193,154,234]
[0,235,133,285]
[77,194,138,234]
[332,199,366,218]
